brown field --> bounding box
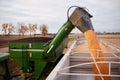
[0,34,120,50]
[0,35,52,48]
[0,34,120,80]
[97,34,120,47]
[0,35,30,48]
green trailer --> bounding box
[9,36,68,79]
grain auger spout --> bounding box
[69,7,111,80]
[69,7,94,33]
[44,7,94,57]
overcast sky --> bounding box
[0,0,120,34]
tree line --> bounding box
[1,23,48,36]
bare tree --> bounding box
[29,24,32,36]
[8,24,14,35]
[29,24,37,37]
[33,24,37,36]
[18,24,28,37]
[17,22,22,36]
[2,23,9,35]
[40,24,48,36]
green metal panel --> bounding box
[34,60,47,79]
[45,21,74,56]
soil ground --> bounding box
[0,34,120,80]
[1,34,119,49]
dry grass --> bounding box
[98,34,120,47]
[101,38,120,47]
